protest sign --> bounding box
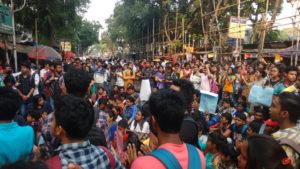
[248,85,274,106]
[199,90,219,114]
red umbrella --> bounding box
[28,45,62,61]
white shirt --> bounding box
[116,71,124,87]
[190,73,202,91]
[130,121,150,134]
[200,73,211,91]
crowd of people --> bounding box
[0,55,300,169]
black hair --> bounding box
[127,96,136,103]
[123,131,142,153]
[279,92,300,124]
[223,98,233,107]
[285,66,298,74]
[220,144,238,165]
[172,79,195,110]
[0,160,49,169]
[54,95,94,139]
[253,105,270,120]
[3,75,15,86]
[108,111,117,121]
[180,117,201,149]
[221,113,232,124]
[98,98,108,106]
[0,88,21,121]
[249,120,264,134]
[33,94,46,108]
[149,89,185,133]
[54,62,62,68]
[20,61,31,69]
[208,132,227,151]
[63,68,92,98]
[118,119,128,128]
[27,109,41,121]
[236,113,247,121]
[247,135,293,169]
[141,102,151,121]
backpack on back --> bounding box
[150,144,202,169]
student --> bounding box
[131,89,206,169]
[247,120,263,136]
[219,99,236,115]
[238,135,293,169]
[274,66,298,95]
[130,110,150,140]
[270,92,300,168]
[32,94,52,117]
[205,132,228,169]
[47,95,124,169]
[15,62,35,118]
[218,144,238,169]
[219,113,233,139]
[108,112,118,143]
[0,88,34,167]
[230,113,249,140]
[123,96,138,124]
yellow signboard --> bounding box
[228,17,247,39]
[61,42,72,52]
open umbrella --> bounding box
[27,45,62,61]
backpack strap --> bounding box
[187,144,202,169]
[151,148,182,169]
[99,146,115,169]
[46,155,62,169]
[279,138,300,154]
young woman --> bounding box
[205,132,228,169]
[238,135,293,169]
[129,110,150,141]
[223,68,236,103]
[115,65,125,88]
[154,66,166,90]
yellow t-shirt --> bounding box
[223,75,236,93]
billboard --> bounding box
[60,41,72,52]
[228,17,247,39]
[0,4,12,35]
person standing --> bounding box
[15,62,35,118]
[123,63,135,91]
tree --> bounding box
[3,0,91,47]
[78,20,102,54]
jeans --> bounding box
[19,101,33,118]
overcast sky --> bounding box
[84,0,298,30]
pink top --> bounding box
[131,143,206,169]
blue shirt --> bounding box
[273,82,287,95]
[123,105,138,121]
[0,122,34,166]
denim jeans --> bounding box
[19,101,33,118]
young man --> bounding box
[48,95,124,169]
[274,66,298,95]
[0,88,34,166]
[15,62,35,117]
[123,96,138,124]
[131,89,206,169]
[270,92,300,168]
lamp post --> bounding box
[11,0,27,72]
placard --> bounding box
[199,90,219,114]
[248,85,274,106]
